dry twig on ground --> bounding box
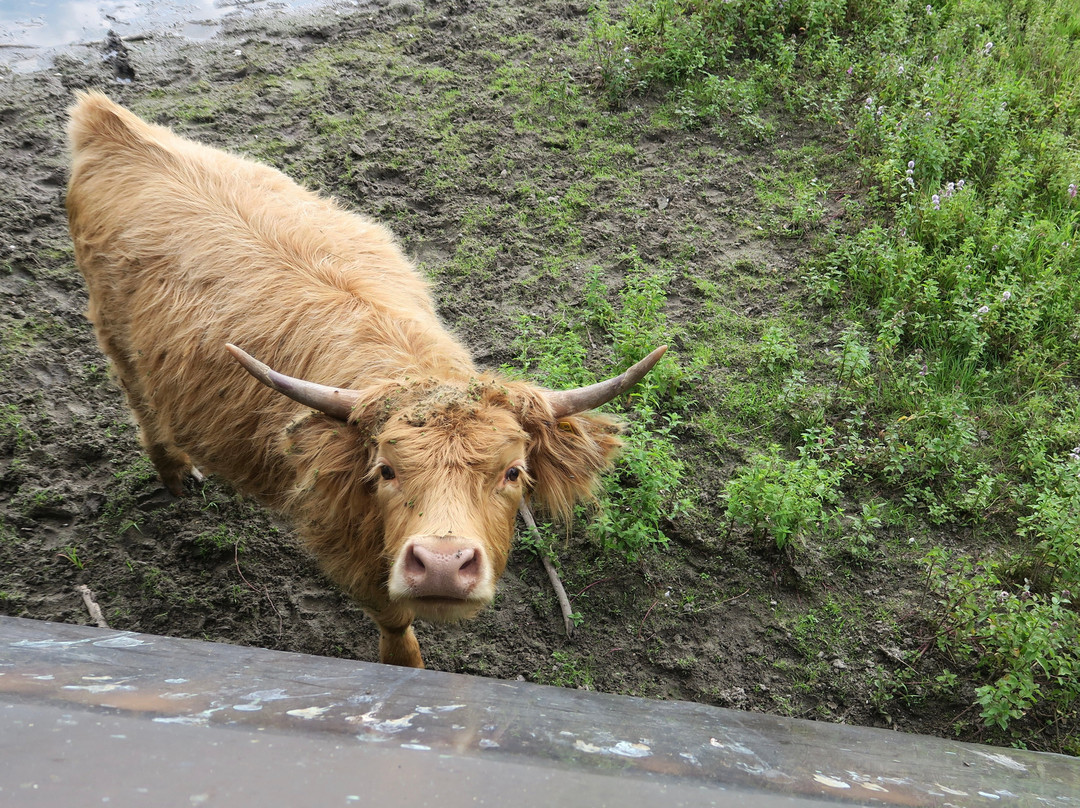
[76,584,109,629]
[518,500,574,638]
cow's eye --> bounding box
[505,466,521,483]
[380,464,397,481]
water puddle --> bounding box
[0,0,344,73]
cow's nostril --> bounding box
[405,544,427,575]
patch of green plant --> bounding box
[588,0,1079,744]
[724,431,847,552]
[758,323,799,372]
[535,649,596,689]
[510,248,690,560]
[585,0,891,125]
[57,545,84,570]
[194,525,246,557]
[0,404,33,455]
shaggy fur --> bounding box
[66,91,625,668]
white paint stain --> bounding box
[846,772,889,793]
[415,704,465,715]
[287,706,331,720]
[164,678,189,685]
[28,674,55,680]
[978,792,1002,800]
[233,689,294,712]
[973,750,1028,773]
[94,634,149,648]
[573,739,651,758]
[153,706,227,726]
[245,689,291,702]
[935,784,970,796]
[63,684,135,694]
[12,638,94,649]
[350,707,418,733]
[478,739,499,749]
[400,743,430,751]
[155,715,209,726]
[709,737,755,756]
[813,774,851,790]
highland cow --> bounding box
[65,91,665,668]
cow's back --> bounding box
[66,92,474,504]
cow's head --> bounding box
[225,344,665,623]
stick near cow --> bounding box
[518,500,575,639]
[76,584,109,629]
[66,91,667,669]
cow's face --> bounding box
[278,374,625,624]
[374,398,529,622]
[366,377,622,623]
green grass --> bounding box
[509,247,692,560]
[588,0,1080,748]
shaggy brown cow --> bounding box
[66,91,665,668]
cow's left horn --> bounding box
[225,344,361,421]
[545,345,668,418]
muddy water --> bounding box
[0,0,346,72]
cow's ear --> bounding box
[282,412,378,488]
[522,410,623,520]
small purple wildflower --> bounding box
[1069,183,1077,199]
[1001,290,1011,302]
[931,194,941,210]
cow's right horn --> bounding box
[545,345,668,418]
[226,344,361,421]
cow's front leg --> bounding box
[379,624,423,668]
[368,604,423,668]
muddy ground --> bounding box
[0,0,1009,748]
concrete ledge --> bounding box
[0,616,1076,806]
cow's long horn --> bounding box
[225,344,361,421]
[546,345,668,418]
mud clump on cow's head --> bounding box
[279,376,623,626]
